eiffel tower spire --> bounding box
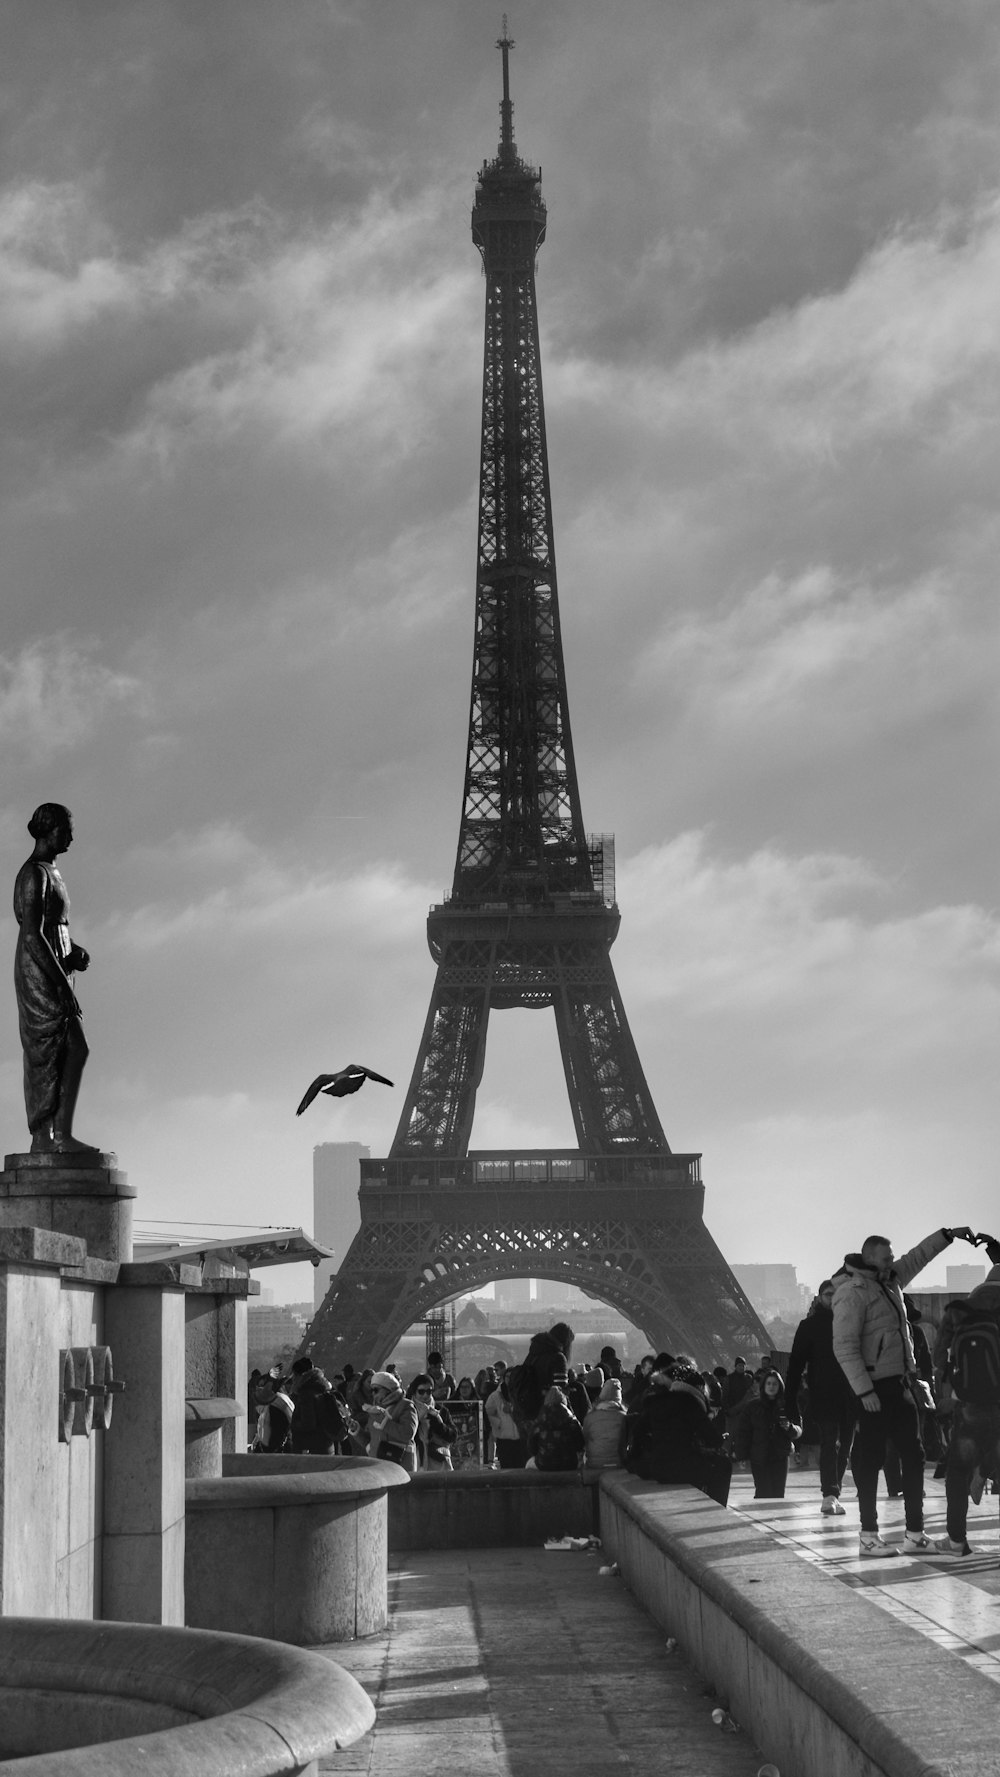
[302,34,768,1371]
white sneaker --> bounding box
[934,1535,972,1556]
[901,1531,942,1554]
[859,1532,899,1558]
[821,1495,846,1516]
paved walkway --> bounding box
[321,1462,998,1773]
[325,1546,766,1776]
[728,1461,1000,1686]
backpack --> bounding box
[295,1378,346,1446]
[314,1388,348,1447]
[949,1305,1000,1406]
[507,1361,544,1424]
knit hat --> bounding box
[370,1370,401,1392]
[598,1378,622,1405]
[583,1366,605,1394]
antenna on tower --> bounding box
[496,14,515,161]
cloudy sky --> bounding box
[2,0,998,1308]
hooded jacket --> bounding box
[784,1303,854,1416]
[932,1273,1000,1379]
[582,1384,627,1469]
[624,1374,728,1481]
[832,1228,952,1398]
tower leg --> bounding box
[553,954,668,1152]
[391,971,489,1156]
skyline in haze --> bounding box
[2,2,998,1309]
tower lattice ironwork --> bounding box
[304,27,767,1371]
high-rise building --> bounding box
[313,1142,369,1312]
[733,1265,807,1321]
[946,1264,986,1294]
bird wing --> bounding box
[322,1063,394,1098]
[295,1075,335,1116]
[297,1064,395,1112]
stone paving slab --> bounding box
[322,1547,766,1775]
[728,1461,1000,1685]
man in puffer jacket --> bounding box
[833,1225,976,1558]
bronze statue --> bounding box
[13,804,93,1154]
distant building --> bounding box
[495,1278,532,1312]
[313,1141,369,1312]
[247,1301,311,1366]
[946,1264,987,1294]
[734,1264,810,1321]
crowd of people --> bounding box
[247,1224,1000,1557]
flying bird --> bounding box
[295,1064,394,1117]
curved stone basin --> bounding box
[0,1616,373,1774]
[187,1455,409,1645]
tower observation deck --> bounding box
[303,25,768,1369]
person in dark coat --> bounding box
[720,1358,755,1439]
[734,1371,801,1498]
[528,1384,585,1471]
[509,1322,575,1436]
[288,1356,346,1454]
[784,1280,856,1515]
[625,1367,732,1505]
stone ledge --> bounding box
[186,1398,243,1425]
[193,1456,409,1509]
[389,1465,603,1549]
[0,1616,373,1774]
[599,1473,1000,1777]
[0,1226,87,1268]
[116,1260,204,1289]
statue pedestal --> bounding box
[0,1151,134,1264]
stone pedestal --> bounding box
[0,1152,134,1264]
[102,1285,186,1625]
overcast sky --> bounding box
[2,0,998,1309]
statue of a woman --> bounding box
[13,804,92,1154]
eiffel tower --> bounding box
[304,25,768,1372]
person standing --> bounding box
[485,1374,527,1469]
[509,1322,575,1438]
[833,1226,976,1557]
[931,1242,1000,1554]
[408,1375,458,1469]
[426,1351,457,1404]
[364,1371,419,1473]
[287,1356,347,1454]
[721,1357,755,1440]
[785,1281,857,1516]
[734,1371,801,1497]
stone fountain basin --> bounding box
[0,1617,373,1775]
[187,1454,409,1644]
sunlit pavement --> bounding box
[325,1545,765,1776]
[728,1460,1000,1686]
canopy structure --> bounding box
[132,1226,332,1273]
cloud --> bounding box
[0,636,141,755]
[637,566,982,747]
[104,824,431,959]
[618,832,1000,1095]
